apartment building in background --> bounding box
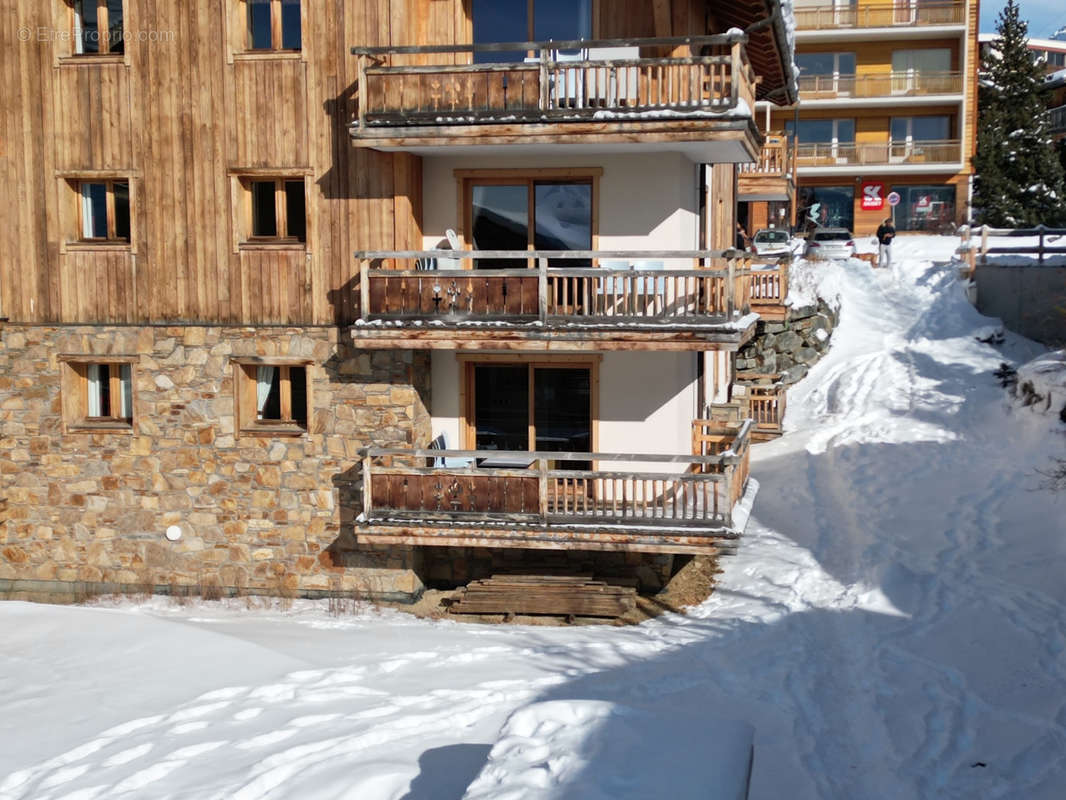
[978,33,1066,141]
[763,0,980,236]
[1,1,796,603]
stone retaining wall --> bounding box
[0,325,432,601]
[736,300,839,385]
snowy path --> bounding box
[2,237,1065,799]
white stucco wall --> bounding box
[421,152,701,266]
[429,350,699,473]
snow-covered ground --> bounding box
[3,236,1066,800]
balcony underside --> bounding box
[352,120,759,161]
[738,174,794,202]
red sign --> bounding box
[861,182,886,211]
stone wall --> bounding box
[736,300,839,385]
[0,325,432,601]
[975,263,1066,346]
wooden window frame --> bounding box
[232,358,312,437]
[59,355,137,433]
[72,178,132,245]
[455,168,601,268]
[457,354,600,454]
[71,0,124,57]
[231,174,309,251]
[233,0,302,55]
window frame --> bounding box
[71,0,125,57]
[455,168,601,268]
[233,358,312,437]
[74,179,131,244]
[59,355,137,432]
[238,0,302,54]
[232,174,309,250]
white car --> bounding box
[804,228,856,260]
[751,229,792,257]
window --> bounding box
[787,118,856,145]
[241,178,306,243]
[60,358,135,430]
[73,0,124,55]
[473,0,591,63]
[246,0,301,52]
[797,185,854,232]
[796,52,856,94]
[890,115,951,143]
[77,180,131,243]
[889,185,956,232]
[459,169,599,268]
[234,361,310,434]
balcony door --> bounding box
[464,170,597,269]
[890,115,951,161]
[891,49,950,94]
[473,0,592,63]
[467,361,594,468]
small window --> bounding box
[74,0,124,55]
[244,179,306,243]
[235,362,310,434]
[246,0,301,52]
[61,360,135,430]
[78,180,131,243]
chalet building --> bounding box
[760,0,980,236]
[0,0,795,602]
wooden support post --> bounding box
[362,454,373,520]
[538,458,549,523]
[357,55,369,130]
[726,256,735,318]
[539,49,549,111]
[538,257,548,323]
[980,225,989,266]
[359,257,370,320]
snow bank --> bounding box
[785,256,846,313]
[463,701,753,800]
[1016,349,1066,417]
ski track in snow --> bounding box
[1,236,1065,799]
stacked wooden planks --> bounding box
[448,574,636,619]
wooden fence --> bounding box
[958,224,1066,274]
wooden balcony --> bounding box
[749,259,790,322]
[794,2,966,31]
[799,71,964,99]
[735,375,787,441]
[356,421,753,555]
[350,249,758,351]
[796,139,962,169]
[738,133,795,202]
[350,35,758,157]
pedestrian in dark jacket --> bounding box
[875,218,896,268]
[735,222,750,252]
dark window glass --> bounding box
[474,365,529,451]
[472,184,528,268]
[83,183,108,238]
[251,181,277,237]
[113,182,130,242]
[290,367,307,425]
[913,115,950,140]
[534,0,591,48]
[472,0,528,63]
[259,368,281,419]
[78,0,100,54]
[281,0,301,50]
[889,185,956,232]
[106,0,124,54]
[248,0,272,50]
[798,185,854,231]
[534,367,590,468]
[836,119,855,143]
[97,366,113,417]
[796,53,836,75]
[284,181,306,241]
[535,182,591,267]
[890,117,909,141]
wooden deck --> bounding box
[350,35,757,150]
[351,248,759,351]
[357,422,753,555]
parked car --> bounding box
[751,228,792,257]
[804,228,856,260]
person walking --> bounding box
[876,217,896,268]
[735,221,750,252]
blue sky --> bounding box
[980,0,1063,38]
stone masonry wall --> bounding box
[0,325,432,601]
[736,299,839,385]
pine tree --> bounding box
[972,0,1066,226]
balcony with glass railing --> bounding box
[794,2,967,32]
[798,71,964,100]
[795,139,962,168]
[349,35,758,155]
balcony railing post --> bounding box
[359,257,370,321]
[538,257,548,323]
[730,40,741,108]
[538,458,549,523]
[357,55,368,130]
[539,48,549,111]
[362,453,373,520]
[727,255,736,317]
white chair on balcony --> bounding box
[428,432,474,469]
[416,229,462,271]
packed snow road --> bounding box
[2,236,1064,799]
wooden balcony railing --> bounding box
[798,71,964,99]
[795,139,962,167]
[352,35,756,133]
[794,2,966,30]
[738,133,793,177]
[362,422,752,534]
[749,260,789,321]
[735,375,786,439]
[355,250,753,327]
